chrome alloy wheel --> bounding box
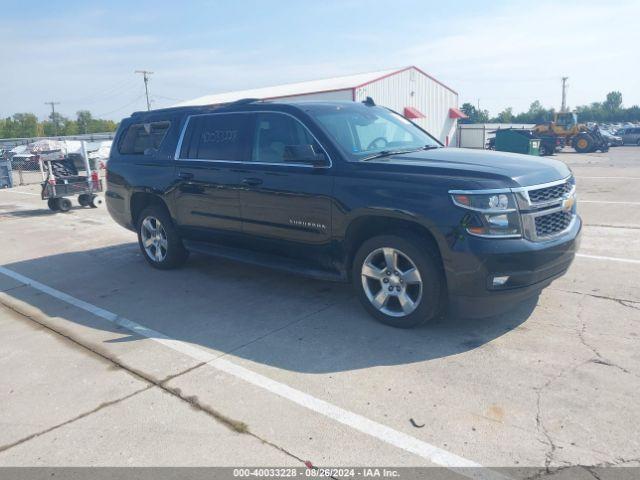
[361,247,423,317]
[141,216,168,263]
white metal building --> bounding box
[177,66,465,144]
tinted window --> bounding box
[180,114,250,161]
[118,122,170,155]
[251,113,318,163]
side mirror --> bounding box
[283,144,329,167]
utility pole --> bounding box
[135,70,153,111]
[44,101,60,135]
[561,77,569,112]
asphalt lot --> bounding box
[0,147,638,473]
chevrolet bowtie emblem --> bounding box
[562,196,575,211]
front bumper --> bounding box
[445,215,582,318]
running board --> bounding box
[183,240,347,282]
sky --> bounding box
[1,0,639,121]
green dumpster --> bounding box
[494,129,540,156]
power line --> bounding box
[64,78,140,106]
[44,101,60,135]
[96,93,146,118]
[135,70,153,111]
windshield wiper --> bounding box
[361,150,411,161]
[361,145,440,161]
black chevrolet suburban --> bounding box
[106,99,580,328]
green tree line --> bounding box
[461,91,640,125]
[0,110,118,139]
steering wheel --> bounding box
[366,137,388,151]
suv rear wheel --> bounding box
[352,233,444,328]
[137,205,188,269]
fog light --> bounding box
[492,276,510,287]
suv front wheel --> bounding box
[137,205,188,269]
[352,233,444,328]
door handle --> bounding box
[242,177,263,187]
[178,171,194,180]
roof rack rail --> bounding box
[226,98,262,106]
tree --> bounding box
[604,91,622,112]
[460,103,475,119]
[526,101,551,123]
[63,120,78,135]
[460,102,489,123]
[626,105,640,122]
[42,112,65,136]
[1,117,15,138]
[496,107,513,123]
[11,113,39,138]
[77,110,93,134]
[528,100,543,115]
[0,111,117,139]
[89,119,117,133]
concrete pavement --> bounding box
[0,147,638,472]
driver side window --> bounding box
[251,113,318,163]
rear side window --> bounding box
[179,114,250,161]
[118,121,170,155]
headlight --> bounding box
[450,191,521,238]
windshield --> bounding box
[307,104,440,160]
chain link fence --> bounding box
[6,156,43,186]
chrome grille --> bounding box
[528,180,573,203]
[534,211,572,237]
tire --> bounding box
[58,198,72,212]
[137,205,188,270]
[89,195,103,208]
[574,133,594,153]
[47,198,60,211]
[539,144,548,156]
[78,194,91,206]
[352,233,444,328]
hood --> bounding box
[368,147,571,188]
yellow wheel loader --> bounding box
[533,112,609,153]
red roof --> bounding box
[449,107,468,119]
[404,107,425,119]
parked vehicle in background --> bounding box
[106,99,580,328]
[10,152,40,170]
[600,129,623,147]
[616,126,640,145]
